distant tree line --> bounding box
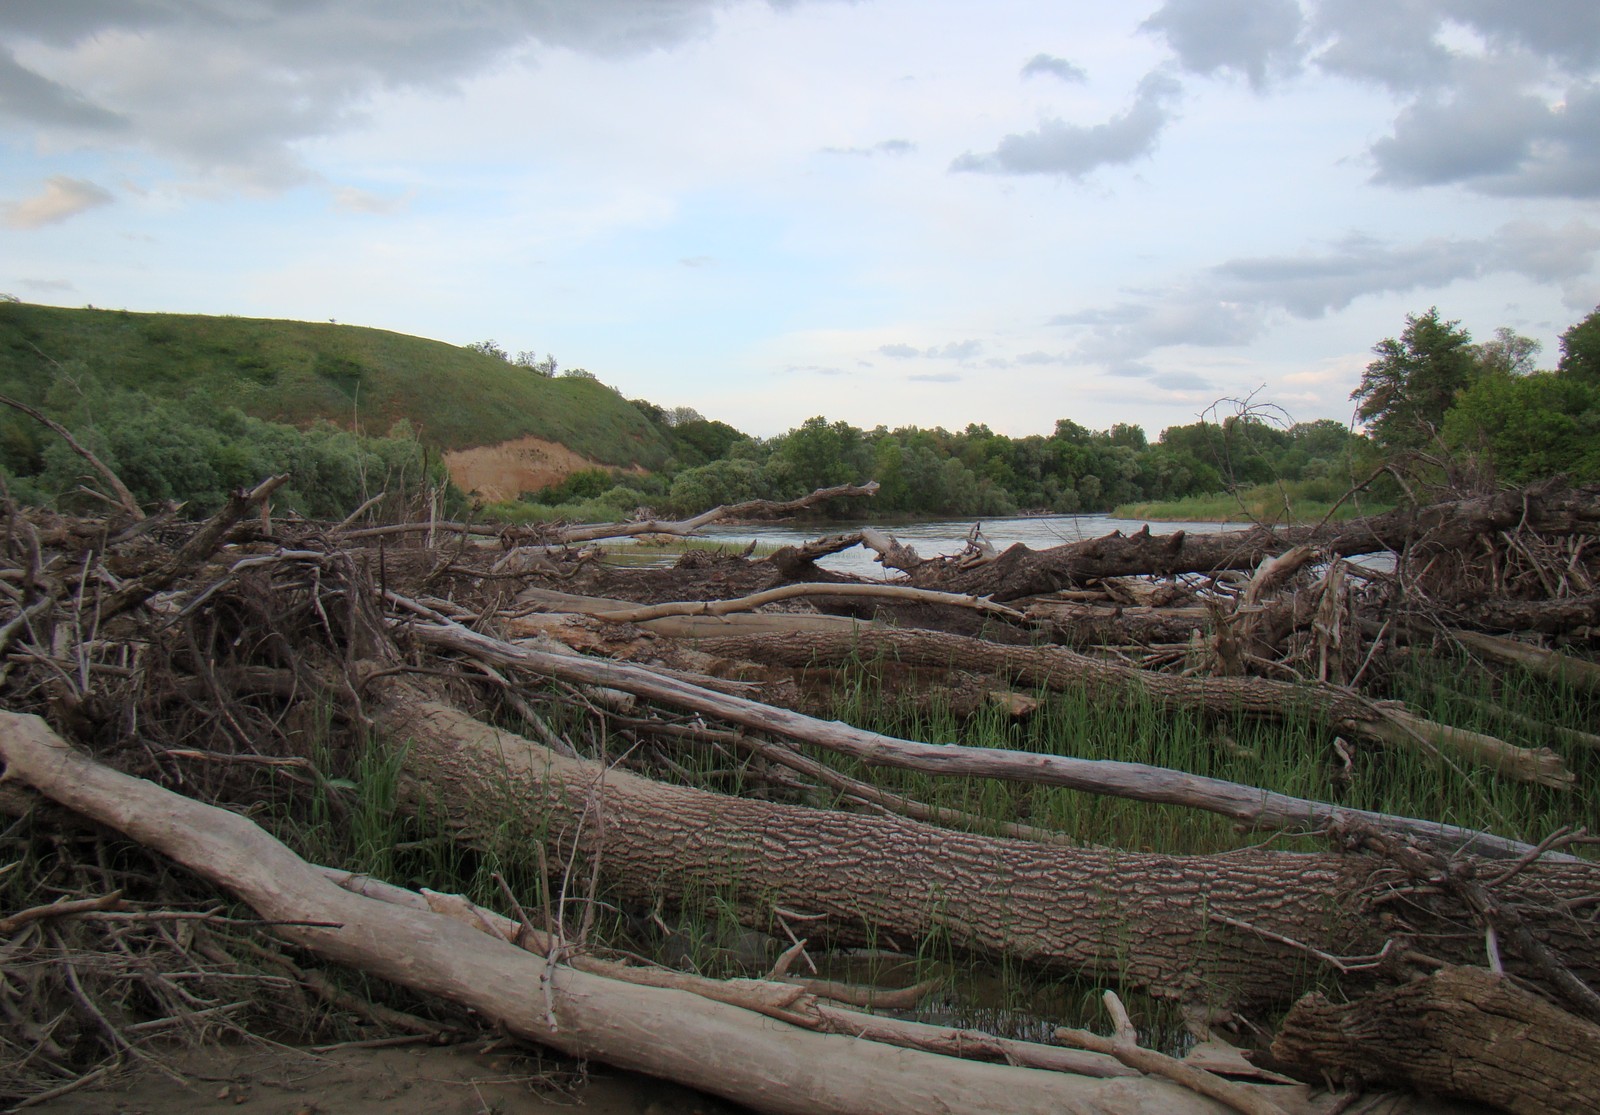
[537,303,1600,521]
[1351,305,1600,484]
[10,303,1596,523]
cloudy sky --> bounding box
[3,1,1598,439]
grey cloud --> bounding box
[908,373,960,383]
[1305,1,1600,197]
[877,339,983,360]
[0,1,795,188]
[823,138,917,157]
[1442,0,1600,71]
[1104,361,1157,378]
[1056,220,1600,369]
[1141,0,1305,89]
[1212,232,1485,317]
[951,71,1181,178]
[1151,370,1213,390]
[1020,54,1087,82]
[1309,0,1455,92]
[1489,220,1600,282]
[1368,63,1600,197]
[0,47,126,130]
[934,339,983,360]
[4,176,114,229]
[1014,350,1068,364]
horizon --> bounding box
[3,2,1597,439]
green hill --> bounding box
[0,302,673,465]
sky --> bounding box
[2,1,1599,440]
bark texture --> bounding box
[382,696,1600,1012]
[1270,966,1600,1114]
[1,710,1315,1115]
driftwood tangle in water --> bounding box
[1,471,1598,1112]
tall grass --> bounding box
[259,640,1596,1049]
[815,640,1599,856]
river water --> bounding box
[676,514,1252,579]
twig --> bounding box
[0,392,143,520]
[330,492,388,535]
[1208,913,1395,973]
[0,889,124,933]
[1482,825,1588,887]
[1056,992,1291,1115]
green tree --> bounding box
[1351,308,1481,450]
[1558,306,1600,384]
[1443,372,1600,483]
[1472,327,1541,376]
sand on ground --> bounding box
[442,436,640,503]
[28,1041,753,1115]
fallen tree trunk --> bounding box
[673,627,1570,788]
[376,695,1600,1011]
[1269,966,1600,1113]
[0,710,1334,1115]
[878,483,1600,599]
[408,617,1567,860]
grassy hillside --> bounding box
[0,302,673,467]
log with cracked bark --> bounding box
[376,694,1600,1011]
[1268,966,1600,1113]
[0,709,1342,1115]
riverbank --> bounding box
[1112,488,1393,523]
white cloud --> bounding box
[4,175,114,228]
[332,185,411,214]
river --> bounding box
[672,514,1252,579]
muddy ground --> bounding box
[30,1042,752,1115]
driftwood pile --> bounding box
[0,471,1598,1113]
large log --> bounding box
[377,696,1600,1011]
[1269,966,1600,1113]
[0,710,1333,1115]
[885,483,1600,600]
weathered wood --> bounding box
[0,710,1336,1115]
[1025,601,1209,646]
[378,696,1600,1011]
[1269,966,1600,1113]
[893,483,1600,600]
[1451,590,1600,635]
[1447,627,1600,695]
[408,617,1567,860]
[100,474,289,621]
[587,582,1026,625]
